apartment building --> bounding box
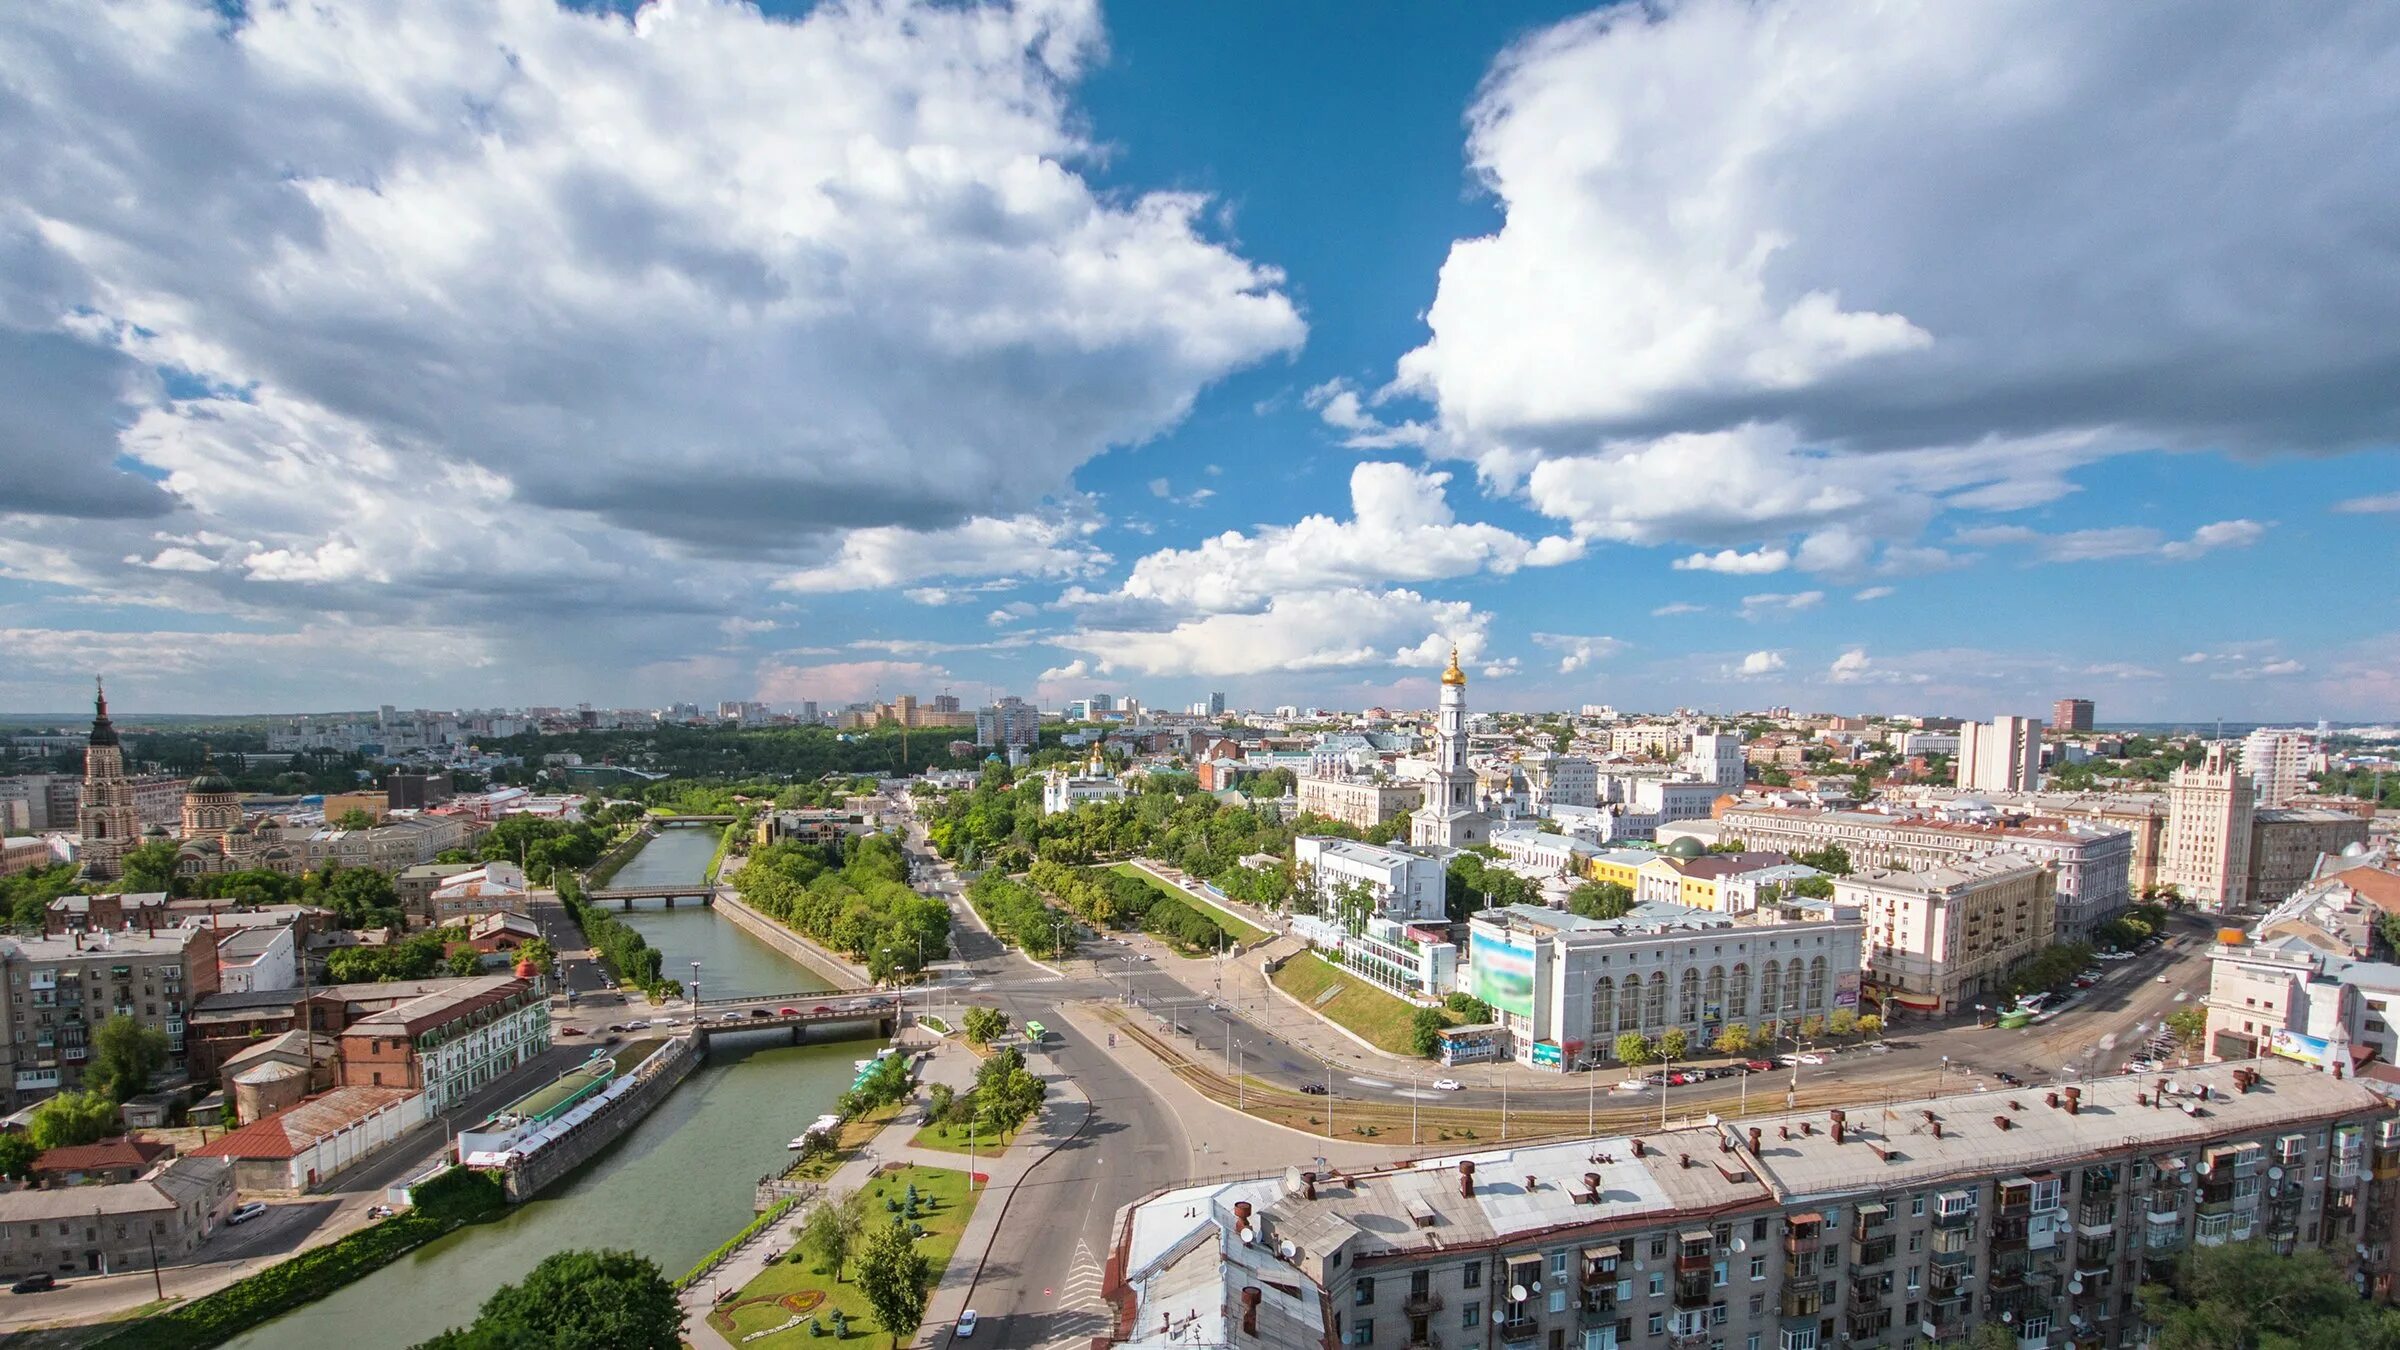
[1293,837,1447,924]
[1838,858,2056,1016]
[1716,806,2128,941]
[2241,729,2315,808]
[1524,756,1601,811]
[1299,775,1426,832]
[0,926,218,1108]
[335,975,549,1113]
[0,1156,235,1279]
[2247,809,2372,910]
[1103,1060,2395,1350]
[1894,789,2170,894]
[1957,716,2041,793]
[2163,744,2254,913]
[2052,698,2095,732]
[1466,902,1863,1070]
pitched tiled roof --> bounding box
[33,1137,170,1175]
[192,1087,417,1160]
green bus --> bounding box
[1024,1020,1048,1044]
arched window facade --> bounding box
[1644,971,1668,1028]
[1704,966,1725,1020]
[1620,978,1643,1032]
[1758,962,1781,1018]
[1591,978,1616,1042]
[1806,956,1828,1011]
[1678,969,1701,1024]
[1728,963,1750,1018]
[1783,958,1806,1012]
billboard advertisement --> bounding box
[2269,1029,2333,1067]
[1473,932,1536,1018]
[1835,972,1862,1010]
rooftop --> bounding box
[341,975,533,1038]
[0,1158,229,1220]
[33,1137,171,1176]
[1732,1058,2385,1199]
[1478,900,1737,939]
[1838,855,2046,895]
[2,928,194,961]
[194,1086,420,1160]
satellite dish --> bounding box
[1731,1238,1747,1253]
[1509,1284,1530,1304]
[2000,1311,2014,1324]
[2269,1166,2285,1180]
[2071,1316,2087,1330]
[1531,1280,1543,1294]
[1277,1239,1297,1260]
[2179,1169,2194,1183]
[1237,1225,1253,1246]
[2069,1279,2084,1294]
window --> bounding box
[1651,1237,1668,1259]
[1713,1262,1728,1287]
[1748,1336,1761,1350]
[1910,1195,1926,1217]
[1749,1294,1765,1315]
[1648,1314,1665,1336]
[1465,1262,1483,1289]
[1351,1320,1373,1345]
[1649,1273,1666,1297]
[1906,1266,1920,1292]
[1749,1257,1766,1280]
[1462,1302,1481,1329]
[1752,1218,1769,1241]
[1780,1330,1817,1350]
[1355,1279,1375,1306]
[1553,1252,1569,1279]
[1906,1233,1922,1252]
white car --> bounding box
[1781,1053,1826,1066]
[955,1310,979,1339]
[1431,1078,1463,1092]
[227,1201,268,1225]
[1616,1077,1653,1091]
[2157,974,2171,983]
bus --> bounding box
[1024,1020,1048,1045]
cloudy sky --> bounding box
[3,0,2397,720]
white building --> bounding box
[1411,648,1489,849]
[1488,829,1596,877]
[1292,836,1446,924]
[1545,802,1661,844]
[1838,856,2056,1016]
[1521,755,1599,810]
[1898,730,1962,759]
[1041,753,1128,816]
[2242,728,2315,808]
[2165,742,2255,912]
[1957,715,2042,793]
[1295,775,1422,830]
[1683,731,1746,791]
[214,925,296,994]
[1466,901,1864,1069]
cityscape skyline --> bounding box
[5,1,2398,717]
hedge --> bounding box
[94,1169,505,1350]
[678,1194,799,1291]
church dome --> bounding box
[1440,645,1467,686]
[189,769,236,794]
[142,823,170,839]
[1664,835,1706,860]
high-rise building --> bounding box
[2165,742,2255,911]
[75,681,139,882]
[1206,691,1226,717]
[1410,649,1489,848]
[2241,728,2313,808]
[2050,697,2094,732]
[975,697,1040,749]
[1956,715,2041,793]
[1683,730,1746,791]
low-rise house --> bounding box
[192,1086,427,1193]
[0,1156,234,1277]
[30,1137,171,1187]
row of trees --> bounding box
[963,872,1071,955]
[923,1045,1047,1139]
[924,768,1310,884]
[734,834,951,982]
[794,1192,934,1347]
[1026,861,1235,953]
[557,876,674,996]
[1610,1009,1883,1065]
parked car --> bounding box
[1994,1071,2023,1086]
[10,1274,56,1294]
[1616,1077,1653,1091]
[1431,1079,1463,1092]
[558,1026,585,1037]
[1780,1053,1826,1066]
[227,1201,268,1226]
[1742,1059,1776,1073]
[813,1005,834,1013]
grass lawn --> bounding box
[1110,863,1269,945]
[907,1118,1019,1156]
[708,1164,979,1348]
[919,1014,951,1035]
[1270,952,1440,1057]
[785,1099,904,1182]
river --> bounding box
[228,826,857,1349]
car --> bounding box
[813,1005,834,1013]
[1298,1082,1329,1095]
[1780,1053,1826,1066]
[1743,1059,1776,1073]
[558,1026,585,1037]
[955,1310,979,1339]
[1431,1078,1463,1092]
[779,1007,801,1016]
[2157,974,2172,983]
[10,1274,56,1295]
[227,1201,269,1226]
[749,1007,774,1019]
[722,1012,747,1022]
[1867,1042,1891,1054]
[1616,1077,1653,1092]
[1994,1071,2022,1086]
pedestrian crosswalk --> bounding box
[1038,1240,1108,1350]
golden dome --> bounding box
[1440,645,1466,686]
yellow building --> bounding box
[1583,847,1654,891]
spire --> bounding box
[88,675,120,748]
[1441,645,1466,687]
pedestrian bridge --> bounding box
[686,991,904,1047]
[587,883,718,907]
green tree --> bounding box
[27,1089,118,1150]
[1856,1013,1883,1038]
[961,1006,1008,1046]
[2140,1242,2384,1350]
[1614,1032,1656,1067]
[855,1219,931,1348]
[2166,1004,2208,1052]
[1964,1325,2017,1350]
[1712,1024,1752,1055]
[1791,844,1853,876]
[1658,1027,1689,1061]
[1409,1006,1447,1058]
[89,1013,168,1103]
[799,1189,870,1283]
[445,946,484,976]
[0,1132,37,1182]
[515,936,556,975]
[1444,992,1493,1022]
[1800,1014,1826,1040]
[1826,1007,1858,1037]
[422,1248,681,1349]
[1566,881,1635,921]
[331,808,379,831]
[117,838,181,894]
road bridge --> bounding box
[686,991,905,1047]
[587,883,718,907]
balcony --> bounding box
[1579,1291,1618,1320]
[1848,1309,1894,1340]
[1402,1291,1443,1317]
[1495,1315,1539,1349]
[1780,1288,1824,1319]
[1674,1275,1712,1310]
[1933,1208,1978,1231]
[2074,1203,2114,1238]
[1855,1235,1896,1267]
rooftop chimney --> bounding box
[1584,1172,1602,1196]
[1234,1200,1252,1224]
[1830,1109,1846,1145]
[1679,1153,1692,1170]
[1240,1287,1261,1337]
[1526,1175,1538,1192]
[1748,1127,1763,1155]
[2045,1091,2059,1109]
[2064,1087,2082,1115]
[1300,1171,1317,1201]
[1931,1120,1943,1139]
[1994,1115,2012,1131]
[1459,1160,1476,1198]
[1630,1138,1645,1158]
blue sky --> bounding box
[1,0,2396,719]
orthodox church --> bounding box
[1410,647,1490,849]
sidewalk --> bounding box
[678,1040,1090,1350]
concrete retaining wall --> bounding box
[503,1034,700,1202]
[711,892,872,987]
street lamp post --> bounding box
[1937,1054,1949,1099]
[1411,1068,1421,1147]
[1326,1062,1336,1140]
[1587,1061,1597,1136]
[690,961,701,1013]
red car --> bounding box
[778,1007,801,1016]
[1742,1059,1776,1073]
[812,1005,834,1013]
[558,1026,585,1037]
